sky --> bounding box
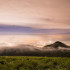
[0,0,70,47]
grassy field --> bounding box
[0,56,70,70]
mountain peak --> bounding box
[44,41,68,48]
[53,41,67,48]
[54,41,63,44]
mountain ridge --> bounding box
[44,41,69,48]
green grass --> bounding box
[0,56,70,70]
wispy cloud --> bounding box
[0,24,70,35]
[0,0,69,27]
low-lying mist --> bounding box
[0,42,70,57]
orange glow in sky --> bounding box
[0,0,70,47]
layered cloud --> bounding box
[0,0,70,46]
[0,0,69,29]
[0,24,70,35]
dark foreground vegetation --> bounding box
[0,56,70,70]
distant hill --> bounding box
[44,41,69,48]
[0,42,70,57]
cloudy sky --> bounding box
[0,0,70,47]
